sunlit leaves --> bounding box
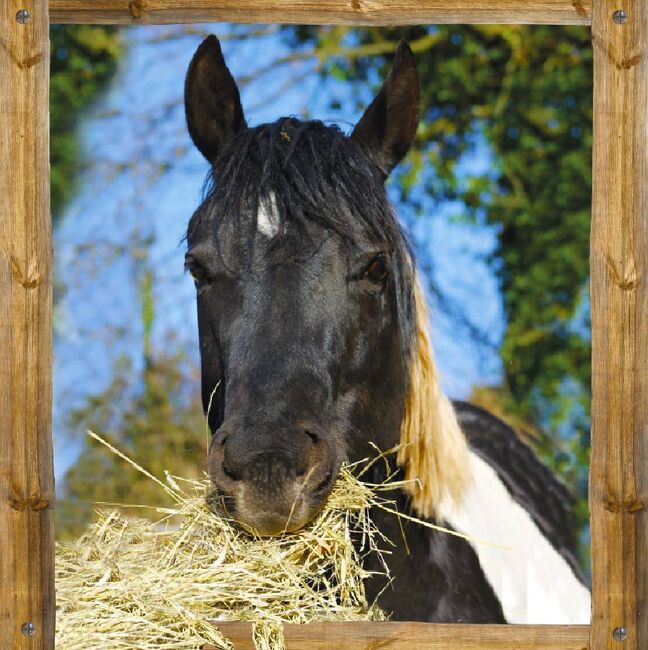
[51,25,122,220]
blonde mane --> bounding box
[397,276,471,518]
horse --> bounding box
[182,35,590,624]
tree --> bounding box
[51,25,122,221]
[57,347,206,539]
[57,264,206,539]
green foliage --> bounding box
[50,25,122,221]
[286,25,593,557]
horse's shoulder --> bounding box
[452,400,587,586]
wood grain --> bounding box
[590,1,648,650]
[0,1,54,648]
[49,0,592,26]
[206,622,590,649]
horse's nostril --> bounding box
[222,463,241,481]
[305,429,319,444]
[212,429,228,447]
[314,470,333,494]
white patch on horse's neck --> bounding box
[438,450,591,624]
[257,192,280,237]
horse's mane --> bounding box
[189,117,470,518]
[399,278,471,517]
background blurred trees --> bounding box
[57,268,206,539]
[51,24,125,536]
[51,25,122,221]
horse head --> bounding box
[184,36,468,535]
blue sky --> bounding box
[53,25,504,482]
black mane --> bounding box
[187,117,417,357]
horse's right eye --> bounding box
[185,258,209,285]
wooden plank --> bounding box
[207,622,591,649]
[50,0,592,26]
[590,1,648,650]
[0,1,54,648]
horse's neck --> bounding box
[363,485,506,623]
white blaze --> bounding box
[257,192,280,237]
[438,450,591,624]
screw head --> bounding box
[613,627,629,642]
[20,622,36,637]
[613,9,628,24]
[15,9,32,24]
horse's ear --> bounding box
[185,35,247,163]
[351,40,420,178]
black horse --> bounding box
[183,35,590,624]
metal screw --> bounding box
[613,9,628,24]
[612,627,629,642]
[15,9,31,24]
[20,622,36,637]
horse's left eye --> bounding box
[366,254,389,283]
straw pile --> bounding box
[55,434,395,650]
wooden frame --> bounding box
[0,1,645,648]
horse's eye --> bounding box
[366,254,389,283]
[185,258,208,285]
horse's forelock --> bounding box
[202,118,394,240]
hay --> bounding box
[56,435,396,650]
[56,433,496,649]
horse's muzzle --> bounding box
[208,423,340,535]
